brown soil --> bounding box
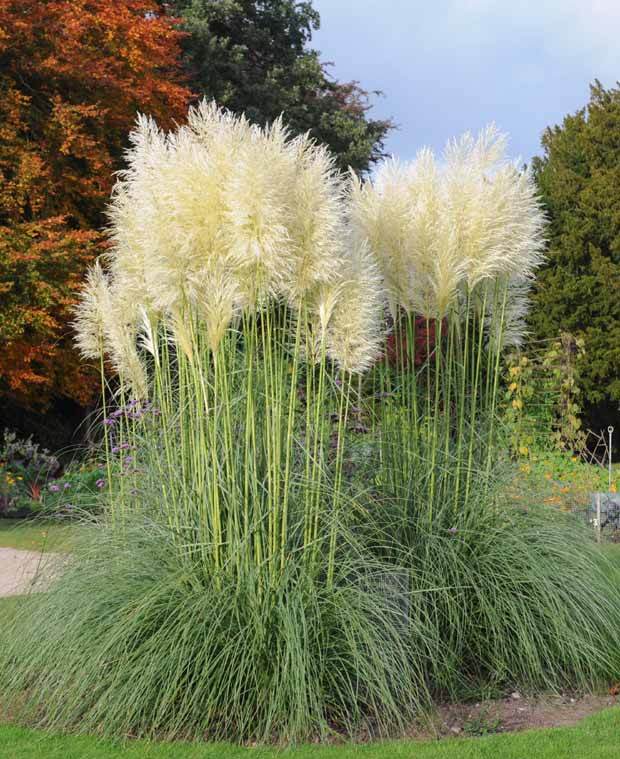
[419,692,618,738]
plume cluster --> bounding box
[74,111,547,389]
[74,101,385,386]
[350,125,546,341]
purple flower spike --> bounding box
[103,418,116,426]
[96,478,105,489]
[111,446,120,454]
[63,482,71,489]
[49,483,61,492]
[124,456,133,465]
[120,442,131,450]
[448,526,458,535]
[112,409,124,418]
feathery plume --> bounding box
[351,125,546,322]
[323,239,385,374]
[73,260,110,360]
[483,275,533,349]
[137,306,160,363]
[79,100,390,384]
[167,307,195,363]
[349,161,415,317]
[443,125,545,288]
[186,265,241,353]
[101,284,149,399]
[222,118,295,300]
[106,115,168,310]
[350,151,467,319]
[282,135,346,304]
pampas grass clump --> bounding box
[350,127,547,517]
[3,108,620,745]
[18,102,409,741]
[1,513,421,742]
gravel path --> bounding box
[0,548,59,597]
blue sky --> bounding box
[312,0,619,165]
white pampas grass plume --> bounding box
[100,286,149,399]
[351,125,546,320]
[401,148,466,317]
[137,306,160,363]
[74,260,149,397]
[483,275,533,350]
[299,282,342,366]
[186,266,241,353]
[105,101,352,319]
[167,307,195,363]
[222,118,295,301]
[350,152,467,319]
[144,125,228,313]
[349,161,415,318]
[78,100,389,382]
[443,125,546,288]
[107,103,247,316]
[106,115,168,310]
[323,240,385,374]
[73,260,110,360]
[282,135,346,303]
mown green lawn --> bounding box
[1,708,620,759]
[0,519,79,552]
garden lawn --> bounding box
[0,520,78,553]
[0,708,619,758]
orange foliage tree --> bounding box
[0,0,190,408]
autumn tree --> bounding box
[168,0,392,173]
[0,0,190,413]
[530,81,620,438]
